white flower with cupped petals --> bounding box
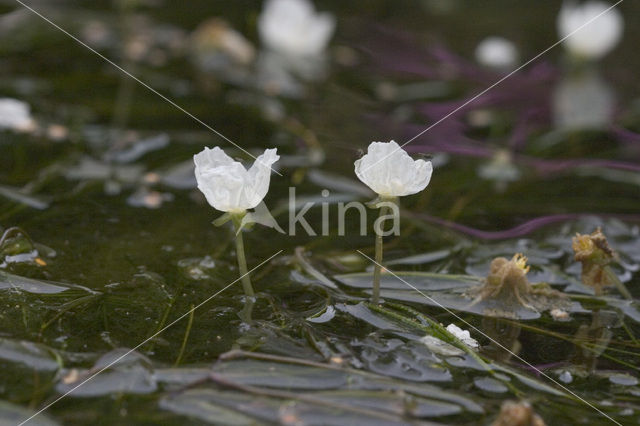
[193,147,279,213]
[258,0,335,57]
[558,1,623,60]
[354,141,432,198]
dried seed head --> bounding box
[572,228,618,294]
[492,400,546,426]
[572,227,615,264]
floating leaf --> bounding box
[385,249,454,267]
[55,349,156,397]
[0,400,60,426]
[211,359,348,390]
[159,389,260,425]
[0,184,49,209]
[335,271,481,291]
[0,338,60,371]
[0,271,90,295]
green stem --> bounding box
[372,204,391,304]
[174,305,194,367]
[604,266,632,300]
[232,215,255,298]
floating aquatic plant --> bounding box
[193,146,279,305]
[468,253,571,316]
[354,140,433,303]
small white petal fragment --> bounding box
[558,1,623,60]
[354,140,433,197]
[0,98,36,132]
[193,147,279,213]
[550,308,570,321]
[419,335,465,356]
[446,323,479,348]
[258,0,335,57]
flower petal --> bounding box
[244,148,280,210]
[355,140,432,197]
[193,146,279,213]
[196,162,247,212]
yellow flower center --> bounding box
[511,253,530,274]
[572,234,594,254]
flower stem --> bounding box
[372,204,390,304]
[232,215,255,298]
[174,304,194,367]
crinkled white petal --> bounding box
[194,146,236,170]
[244,148,280,209]
[194,147,279,212]
[446,324,479,348]
[354,140,433,197]
[258,0,335,57]
[558,1,623,59]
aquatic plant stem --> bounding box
[372,203,392,304]
[232,214,255,298]
[372,234,383,304]
[174,304,195,367]
[604,266,632,300]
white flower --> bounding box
[553,69,614,130]
[258,0,335,57]
[354,141,432,197]
[558,1,623,60]
[193,147,279,213]
[475,36,518,69]
[0,98,35,132]
[446,324,479,348]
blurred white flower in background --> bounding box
[475,36,519,70]
[191,18,256,70]
[193,147,279,213]
[553,69,615,130]
[0,98,35,132]
[355,141,433,197]
[255,0,336,96]
[446,323,479,348]
[258,0,335,58]
[477,149,521,192]
[557,1,623,60]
